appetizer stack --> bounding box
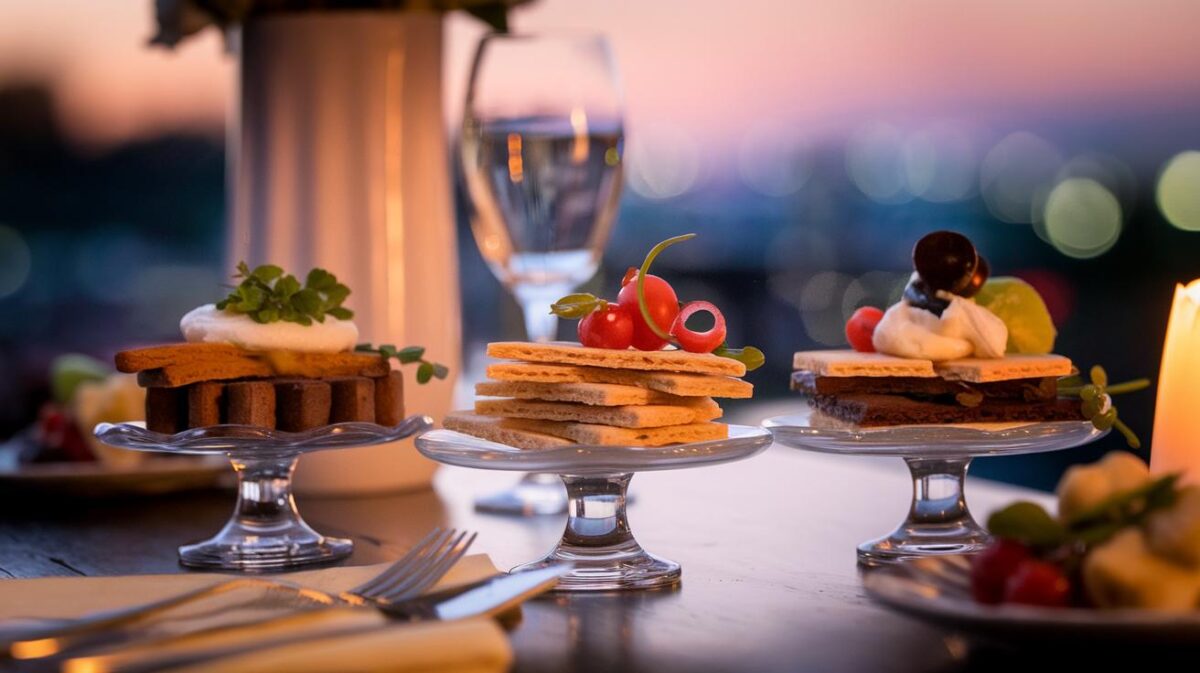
[445,342,753,448]
[792,231,1115,429]
[109,262,444,434]
[116,344,404,433]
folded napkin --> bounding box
[0,555,513,673]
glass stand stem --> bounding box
[857,457,990,566]
[514,473,680,592]
[178,454,352,571]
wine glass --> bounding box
[461,34,624,515]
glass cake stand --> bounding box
[94,416,432,571]
[416,425,773,592]
[764,409,1106,566]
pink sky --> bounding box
[2,0,1198,146]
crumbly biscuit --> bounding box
[475,397,721,428]
[502,416,729,446]
[484,363,752,398]
[145,387,186,434]
[475,381,687,406]
[187,382,225,428]
[934,355,1074,383]
[487,342,745,377]
[329,377,376,423]
[226,381,277,428]
[275,380,332,431]
[443,412,574,449]
[373,371,405,426]
[116,343,248,373]
[792,350,937,378]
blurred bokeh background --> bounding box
[2,0,1199,489]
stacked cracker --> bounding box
[115,343,404,433]
[446,342,753,448]
[792,350,1081,426]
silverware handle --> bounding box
[2,578,273,659]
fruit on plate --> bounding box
[972,451,1200,610]
[550,234,764,371]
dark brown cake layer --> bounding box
[141,373,406,433]
[791,371,1057,401]
[810,393,1085,426]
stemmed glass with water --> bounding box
[461,34,624,515]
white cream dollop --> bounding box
[180,304,358,353]
[871,294,1007,361]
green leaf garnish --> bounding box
[550,293,607,319]
[712,344,765,371]
[356,343,448,386]
[1059,365,1150,449]
[217,262,354,326]
[987,501,1068,549]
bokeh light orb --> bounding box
[980,131,1062,224]
[1042,178,1122,258]
[1157,151,1200,232]
[845,123,912,204]
[903,124,978,203]
[0,224,32,299]
[737,123,812,197]
[626,126,701,200]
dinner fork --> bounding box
[6,527,477,661]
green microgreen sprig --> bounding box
[355,344,449,385]
[1059,365,1150,448]
[216,262,353,326]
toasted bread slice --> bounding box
[487,342,745,377]
[484,362,753,398]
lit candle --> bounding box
[1151,279,1200,481]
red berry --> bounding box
[1003,559,1070,607]
[845,306,885,352]
[970,539,1032,604]
[669,301,727,353]
[617,273,679,351]
[578,303,634,350]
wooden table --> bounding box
[0,445,1055,672]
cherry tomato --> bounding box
[578,303,634,350]
[845,306,885,353]
[669,301,727,353]
[617,273,679,351]
[970,539,1032,604]
[1003,559,1070,607]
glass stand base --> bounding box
[180,532,353,571]
[515,538,681,592]
[474,472,568,516]
[857,520,991,566]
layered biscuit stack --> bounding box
[792,350,1081,426]
[446,342,753,448]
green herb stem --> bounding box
[636,234,695,341]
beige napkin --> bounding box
[0,555,513,673]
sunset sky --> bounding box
[2,0,1199,149]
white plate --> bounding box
[0,457,229,497]
[863,555,1200,645]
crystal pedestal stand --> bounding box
[763,411,1106,567]
[94,417,431,572]
[513,474,679,591]
[416,425,772,591]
